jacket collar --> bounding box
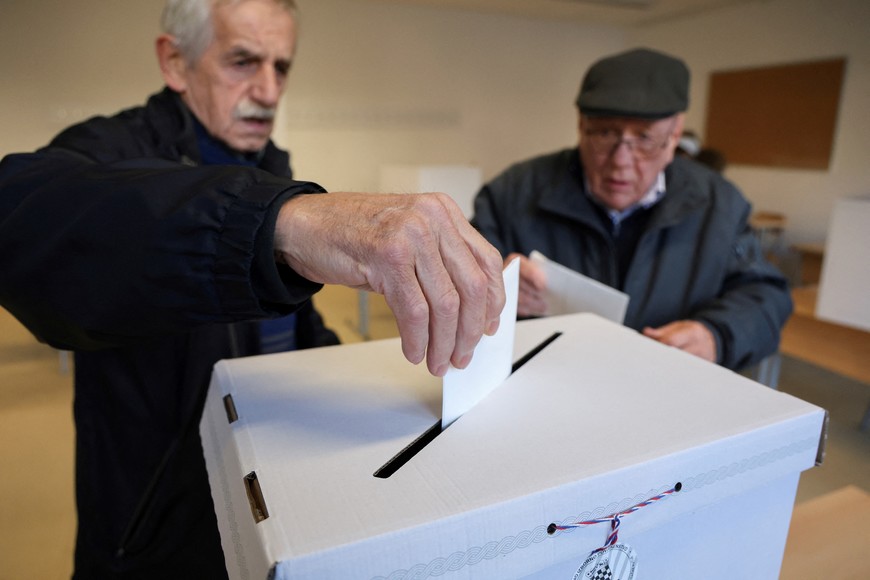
[653,158,708,229]
[142,87,292,177]
[536,148,603,230]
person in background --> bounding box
[676,128,729,174]
[0,0,505,577]
[472,47,791,372]
[696,146,728,173]
[676,128,701,158]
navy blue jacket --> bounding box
[0,88,338,578]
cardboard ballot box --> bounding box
[201,314,826,580]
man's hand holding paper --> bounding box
[504,252,548,317]
[504,251,629,323]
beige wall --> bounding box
[2,0,868,244]
[0,1,164,154]
[0,0,623,189]
[263,0,625,190]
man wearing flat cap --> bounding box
[472,48,792,371]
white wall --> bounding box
[632,0,870,245]
[2,0,867,244]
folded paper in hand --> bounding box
[530,250,629,323]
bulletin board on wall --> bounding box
[704,58,846,170]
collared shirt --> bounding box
[192,116,264,167]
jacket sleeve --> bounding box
[470,182,509,256]
[295,300,341,349]
[691,202,794,371]
[0,145,325,351]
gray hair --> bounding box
[161,0,298,64]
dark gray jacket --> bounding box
[472,147,792,371]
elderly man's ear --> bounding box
[155,34,189,93]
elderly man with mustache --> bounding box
[0,1,505,578]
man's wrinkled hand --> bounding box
[642,320,716,363]
[274,192,506,377]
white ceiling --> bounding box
[356,0,759,26]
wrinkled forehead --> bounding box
[211,0,297,23]
[209,0,297,50]
[213,0,296,12]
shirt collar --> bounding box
[191,113,265,167]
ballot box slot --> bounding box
[374,332,562,479]
[223,394,239,424]
[244,471,270,523]
[373,419,443,479]
[511,332,561,374]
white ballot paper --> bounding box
[530,250,629,323]
[441,258,519,428]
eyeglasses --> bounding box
[583,126,674,159]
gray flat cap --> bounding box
[576,48,689,118]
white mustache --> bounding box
[234,101,276,121]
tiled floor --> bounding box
[0,284,867,579]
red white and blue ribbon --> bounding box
[548,482,682,554]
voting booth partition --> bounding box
[201,314,826,580]
[378,165,483,220]
[816,195,870,333]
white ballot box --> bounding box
[201,314,826,580]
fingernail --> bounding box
[434,363,448,377]
[486,319,500,335]
[455,353,472,369]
